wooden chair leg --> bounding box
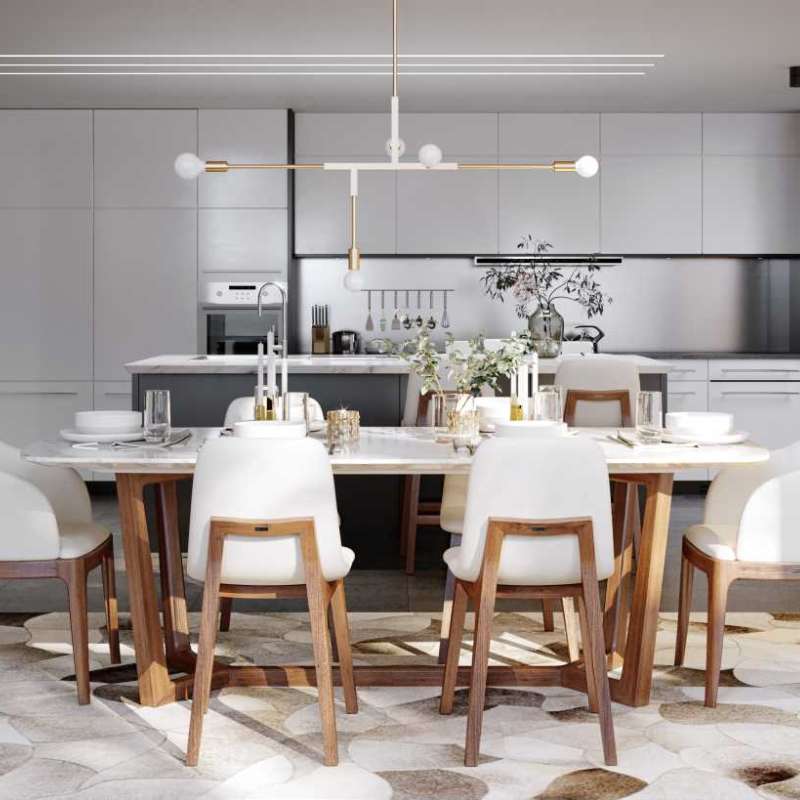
[674,548,694,667]
[186,539,223,766]
[400,475,412,558]
[579,587,617,766]
[465,577,498,767]
[542,599,555,632]
[438,532,462,665]
[705,562,731,708]
[404,475,421,575]
[577,596,600,714]
[219,597,232,632]
[562,596,581,663]
[329,579,358,715]
[101,540,121,665]
[63,559,91,705]
[440,580,468,714]
[306,580,339,766]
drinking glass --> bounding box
[282,391,310,433]
[144,390,171,443]
[532,387,563,423]
[448,410,481,452]
[636,391,663,443]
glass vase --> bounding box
[430,392,472,431]
[528,303,565,358]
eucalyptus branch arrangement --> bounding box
[398,330,445,396]
[481,234,612,319]
[446,334,528,397]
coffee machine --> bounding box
[332,330,361,355]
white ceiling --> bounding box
[0,0,798,111]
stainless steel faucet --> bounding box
[257,281,288,357]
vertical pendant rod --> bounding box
[390,0,400,164]
[392,0,398,97]
[348,169,360,271]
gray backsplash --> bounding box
[294,257,799,354]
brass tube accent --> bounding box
[458,161,576,171]
[347,193,360,271]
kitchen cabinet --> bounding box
[703,156,800,254]
[601,114,702,155]
[199,110,288,209]
[600,156,702,253]
[661,359,709,382]
[199,209,289,273]
[0,111,91,208]
[0,382,91,448]
[92,381,133,481]
[94,110,197,208]
[295,114,390,158]
[295,161,395,255]
[94,209,197,381]
[400,114,497,155]
[709,359,800,381]
[667,380,710,480]
[703,113,800,156]
[499,114,599,157]
[0,209,92,381]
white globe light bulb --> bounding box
[575,155,599,178]
[418,143,443,167]
[174,152,205,180]
[343,270,365,292]
[385,137,406,158]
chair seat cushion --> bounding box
[58,522,111,559]
[216,545,355,586]
[685,524,738,562]
[440,476,467,534]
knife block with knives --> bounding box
[312,304,330,354]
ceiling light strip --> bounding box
[0,62,658,68]
[0,71,649,76]
[0,53,666,59]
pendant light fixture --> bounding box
[175,0,600,291]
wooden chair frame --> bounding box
[187,516,358,768]
[675,537,800,708]
[563,389,633,428]
[439,516,617,767]
[0,538,120,704]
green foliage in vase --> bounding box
[481,234,612,319]
[398,330,445,395]
[446,333,528,397]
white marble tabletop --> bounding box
[125,353,670,376]
[23,427,768,476]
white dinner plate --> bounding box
[308,420,326,433]
[661,430,750,445]
[60,428,145,443]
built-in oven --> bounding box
[200,281,286,355]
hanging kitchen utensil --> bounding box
[415,290,424,328]
[402,289,412,329]
[426,290,436,329]
[365,290,374,331]
[441,290,450,329]
[391,290,401,330]
[379,290,387,331]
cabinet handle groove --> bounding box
[0,391,79,397]
[668,391,698,396]
[720,368,800,374]
[719,391,800,397]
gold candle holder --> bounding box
[327,409,360,451]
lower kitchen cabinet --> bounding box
[92,381,133,482]
[0,382,91,483]
[668,380,710,480]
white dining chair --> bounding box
[675,439,800,707]
[439,437,617,767]
[185,433,357,767]
[0,441,120,704]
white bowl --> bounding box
[494,420,568,439]
[232,421,306,439]
[665,412,733,438]
[474,397,512,424]
[74,410,142,435]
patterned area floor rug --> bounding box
[1,609,800,799]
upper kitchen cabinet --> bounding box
[295,114,390,157]
[498,115,600,252]
[0,210,91,381]
[94,209,197,380]
[702,114,800,254]
[199,209,289,272]
[600,114,702,253]
[0,111,91,208]
[199,110,288,208]
[295,164,395,255]
[400,114,497,155]
[94,111,197,208]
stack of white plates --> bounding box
[61,410,143,443]
[663,412,748,444]
[475,397,512,432]
[494,420,568,439]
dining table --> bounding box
[23,427,769,710]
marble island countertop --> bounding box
[126,353,670,375]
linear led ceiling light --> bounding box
[174,0,602,291]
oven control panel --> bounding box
[201,281,287,306]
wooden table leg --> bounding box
[116,473,176,706]
[604,481,635,668]
[613,473,674,706]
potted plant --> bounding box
[446,334,527,398]
[398,330,450,427]
[481,234,612,357]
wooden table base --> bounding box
[115,470,673,709]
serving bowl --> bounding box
[665,411,733,438]
[494,420,568,439]
[74,410,142,435]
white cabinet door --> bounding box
[661,359,709,382]
[400,114,497,155]
[709,359,800,381]
[499,113,599,156]
[601,156,702,253]
[199,209,288,273]
[709,382,800,451]
[94,110,197,208]
[0,111,91,208]
[0,209,92,380]
[703,157,800,254]
[668,381,709,480]
[295,161,395,254]
[295,114,389,157]
[0,382,91,447]
[703,114,800,156]
[601,114,702,155]
[94,209,197,380]
[397,158,497,254]
[93,381,132,411]
[199,110,287,208]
